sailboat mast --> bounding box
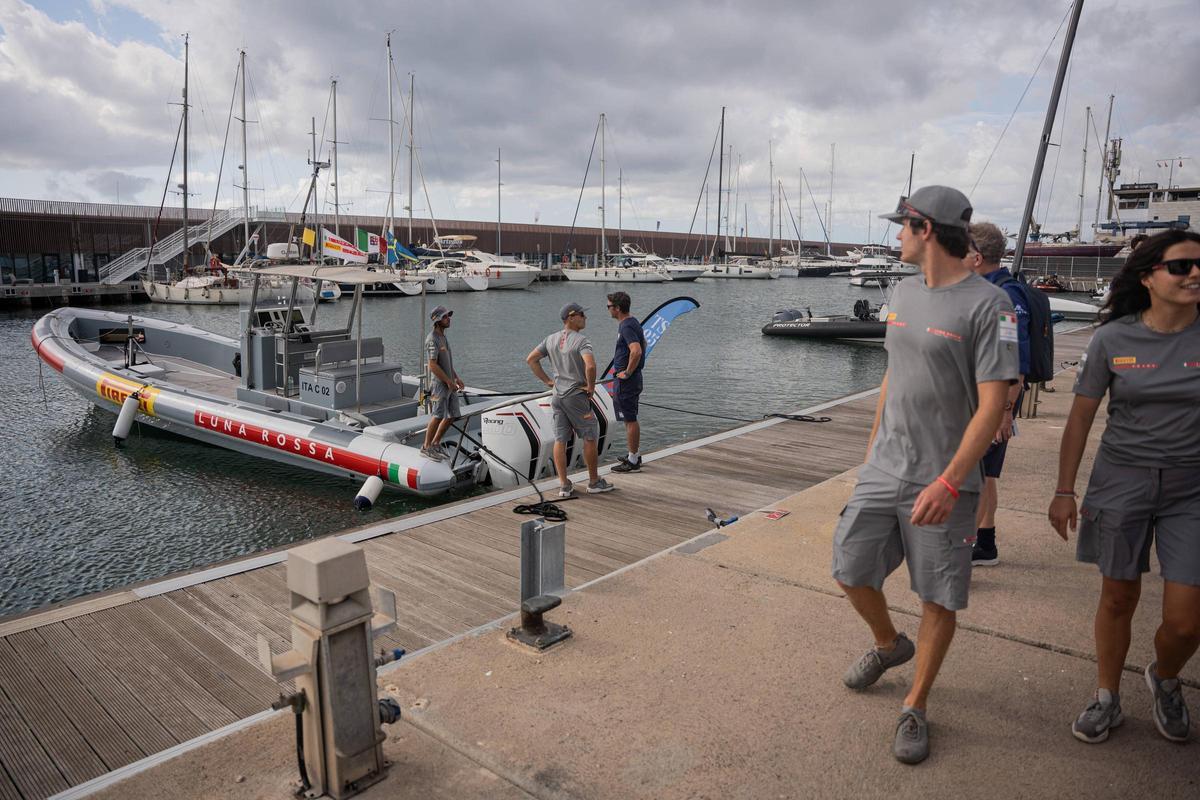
[332,78,340,237]
[907,152,915,196]
[1076,105,1091,240]
[768,140,774,257]
[715,107,724,260]
[496,147,502,254]
[238,49,250,255]
[1094,94,1114,237]
[1012,0,1086,276]
[618,169,623,253]
[600,113,607,262]
[408,73,414,245]
[182,33,190,270]
[827,143,835,256]
[311,117,319,262]
[386,34,395,244]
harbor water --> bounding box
[0,277,894,616]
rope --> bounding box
[448,421,574,521]
[638,400,831,424]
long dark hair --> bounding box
[1100,229,1200,325]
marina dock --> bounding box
[21,324,1193,800]
[0,345,910,799]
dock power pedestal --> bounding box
[259,539,400,799]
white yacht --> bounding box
[561,263,669,283]
[617,243,705,281]
[426,257,489,291]
[703,261,780,279]
[848,256,918,287]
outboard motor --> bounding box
[853,299,872,321]
[479,399,555,489]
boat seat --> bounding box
[314,337,385,372]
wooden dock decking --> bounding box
[0,331,1091,800]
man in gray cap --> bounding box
[831,186,1018,764]
[526,302,615,497]
[421,305,463,462]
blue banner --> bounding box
[603,296,700,379]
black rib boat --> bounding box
[761,300,886,341]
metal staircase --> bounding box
[99,207,252,284]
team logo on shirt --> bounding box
[1111,356,1157,370]
[886,312,906,328]
[998,311,1018,343]
[925,326,963,342]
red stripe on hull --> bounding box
[31,330,64,372]
[193,409,384,477]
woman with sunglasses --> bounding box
[1049,229,1200,745]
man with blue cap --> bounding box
[526,302,615,497]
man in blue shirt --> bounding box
[607,291,646,472]
[965,222,1030,566]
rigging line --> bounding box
[685,117,722,246]
[412,144,441,242]
[968,0,1074,198]
[246,72,293,210]
[203,59,241,252]
[600,125,647,243]
[563,117,602,257]
[189,70,226,209]
[143,113,185,277]
[412,83,457,219]
[1039,59,1072,228]
[800,169,831,246]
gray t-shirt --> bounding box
[869,272,1019,493]
[1073,314,1200,467]
[425,329,456,397]
[535,329,594,396]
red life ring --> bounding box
[485,267,492,278]
[209,255,220,270]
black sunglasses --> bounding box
[1153,258,1200,276]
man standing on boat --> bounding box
[831,186,1018,764]
[526,303,615,497]
[607,291,646,472]
[421,305,463,462]
[964,222,1031,567]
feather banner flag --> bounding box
[321,228,368,263]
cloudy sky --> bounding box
[2,0,1197,244]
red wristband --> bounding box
[936,476,959,498]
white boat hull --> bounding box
[702,265,779,279]
[447,272,489,291]
[561,267,668,283]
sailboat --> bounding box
[562,114,669,283]
[701,111,777,280]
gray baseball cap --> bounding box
[560,302,587,320]
[880,185,973,230]
[430,305,452,322]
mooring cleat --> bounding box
[507,593,572,650]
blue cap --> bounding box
[560,302,587,321]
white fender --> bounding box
[113,393,140,445]
[355,475,384,510]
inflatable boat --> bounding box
[32,265,627,507]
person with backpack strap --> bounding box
[963,222,1037,566]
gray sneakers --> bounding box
[420,446,444,462]
[893,707,929,764]
[1072,689,1123,743]
[843,633,915,690]
[586,478,615,494]
[557,480,575,499]
[1145,663,1191,742]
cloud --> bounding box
[1,0,1197,242]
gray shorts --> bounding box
[832,463,979,611]
[1078,451,1200,586]
[551,391,599,443]
[430,388,461,419]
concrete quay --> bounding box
[92,357,1199,800]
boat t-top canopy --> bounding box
[240,264,381,285]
